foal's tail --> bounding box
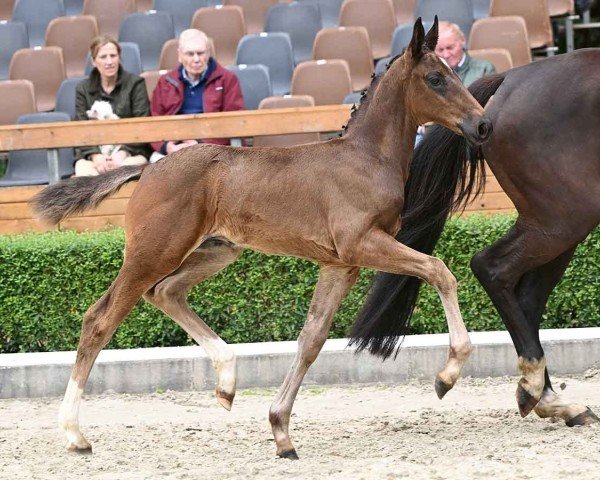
[348,73,507,360]
[32,164,147,225]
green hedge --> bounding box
[0,215,597,353]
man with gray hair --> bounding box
[150,29,244,157]
[434,20,495,87]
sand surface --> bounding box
[1,373,599,480]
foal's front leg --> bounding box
[269,265,359,459]
[348,229,472,397]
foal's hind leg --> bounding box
[348,229,472,397]
[269,265,359,459]
[517,247,600,426]
[143,240,243,409]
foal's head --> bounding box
[402,17,492,145]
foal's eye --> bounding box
[427,74,442,86]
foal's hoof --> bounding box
[516,382,539,418]
[66,442,92,454]
[566,407,600,427]
[278,448,299,460]
[434,375,453,400]
[216,388,235,411]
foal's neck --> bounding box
[345,59,417,177]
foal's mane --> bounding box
[342,54,403,136]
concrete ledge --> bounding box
[1,328,599,399]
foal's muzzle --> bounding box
[458,115,493,146]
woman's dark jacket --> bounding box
[75,67,151,159]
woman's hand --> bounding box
[109,149,129,168]
[90,154,110,174]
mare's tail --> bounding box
[348,73,507,359]
[32,164,147,225]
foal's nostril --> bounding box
[477,119,492,139]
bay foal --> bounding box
[33,18,491,459]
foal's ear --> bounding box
[424,15,439,52]
[408,17,425,62]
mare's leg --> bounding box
[470,223,578,416]
[143,240,243,409]
[517,248,600,426]
[348,229,472,398]
[269,265,359,459]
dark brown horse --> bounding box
[350,49,600,427]
[32,18,491,459]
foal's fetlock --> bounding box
[435,342,472,399]
[516,356,546,417]
[214,355,236,411]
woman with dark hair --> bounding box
[74,35,151,176]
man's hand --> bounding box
[90,154,110,174]
[109,149,129,168]
[165,140,199,154]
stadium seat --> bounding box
[342,91,362,104]
[64,0,85,15]
[490,0,554,50]
[291,59,352,105]
[374,56,391,75]
[390,21,433,56]
[12,0,65,47]
[469,47,513,72]
[469,16,531,67]
[227,63,272,110]
[192,6,246,67]
[153,0,208,37]
[136,0,152,11]
[140,69,167,97]
[264,2,322,65]
[0,112,74,186]
[415,0,475,40]
[158,39,179,70]
[236,32,294,96]
[45,15,99,78]
[297,0,343,28]
[0,0,14,20]
[9,47,65,111]
[223,0,278,34]
[83,0,136,37]
[472,0,490,19]
[253,95,319,147]
[339,0,397,60]
[0,20,28,80]
[118,11,175,71]
[391,0,415,24]
[55,77,86,120]
[0,79,36,125]
[548,0,574,16]
[313,26,373,91]
[84,42,143,76]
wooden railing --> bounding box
[0,106,514,234]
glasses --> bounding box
[182,50,209,59]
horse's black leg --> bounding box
[470,222,575,417]
[516,247,600,426]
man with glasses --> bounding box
[150,29,244,158]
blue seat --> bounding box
[55,77,85,120]
[0,112,74,186]
[84,42,143,76]
[227,64,272,110]
[64,0,84,15]
[118,11,175,71]
[390,21,434,56]
[153,0,207,36]
[415,0,474,40]
[236,32,294,96]
[297,0,342,28]
[0,21,28,80]
[472,0,490,20]
[374,56,392,75]
[342,91,362,104]
[264,2,322,65]
[12,0,65,47]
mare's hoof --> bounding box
[516,382,539,417]
[216,389,235,411]
[566,407,600,427]
[434,375,453,400]
[278,449,299,460]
